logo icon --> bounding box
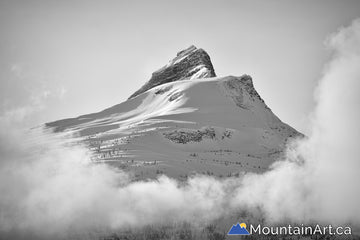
[228,222,250,235]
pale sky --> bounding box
[1,0,360,133]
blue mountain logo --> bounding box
[228,222,250,235]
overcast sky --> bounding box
[1,0,360,133]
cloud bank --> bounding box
[233,18,360,225]
[0,19,360,239]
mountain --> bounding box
[46,46,301,180]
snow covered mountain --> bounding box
[46,46,301,180]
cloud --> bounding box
[0,18,360,239]
[231,18,360,225]
[4,63,68,123]
[0,125,236,238]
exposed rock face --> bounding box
[128,45,216,99]
[222,74,266,109]
[163,127,233,144]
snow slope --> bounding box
[47,75,300,180]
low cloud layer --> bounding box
[1,19,360,239]
[0,127,237,238]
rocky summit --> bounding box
[128,45,216,99]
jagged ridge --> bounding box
[128,45,216,99]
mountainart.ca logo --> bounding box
[227,222,352,236]
[228,222,250,235]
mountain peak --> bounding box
[128,45,216,99]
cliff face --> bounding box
[128,45,216,99]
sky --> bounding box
[1,0,360,133]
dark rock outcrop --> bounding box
[128,45,216,99]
